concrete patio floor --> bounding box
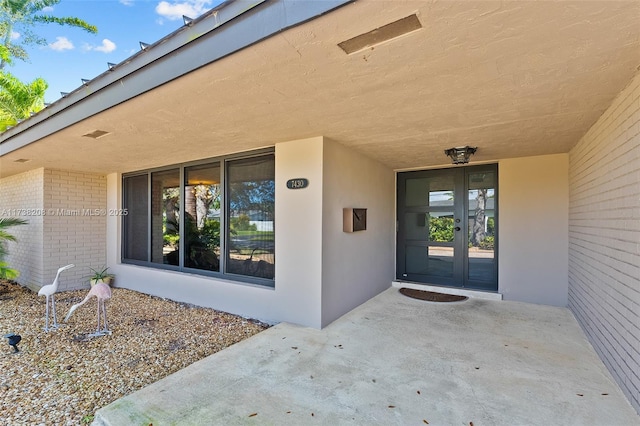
[93,288,639,425]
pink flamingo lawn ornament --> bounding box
[64,282,112,337]
[38,264,75,332]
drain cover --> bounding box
[399,287,468,302]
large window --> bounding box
[226,156,275,279]
[122,152,275,286]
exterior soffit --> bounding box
[1,0,639,177]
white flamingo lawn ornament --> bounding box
[38,264,75,332]
[64,282,112,337]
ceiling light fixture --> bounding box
[444,146,477,164]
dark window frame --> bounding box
[122,149,275,288]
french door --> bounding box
[397,164,497,291]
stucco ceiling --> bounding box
[1,0,639,177]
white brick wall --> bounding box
[0,168,107,291]
[0,168,45,289]
[43,169,107,291]
[569,71,640,413]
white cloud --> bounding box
[82,39,117,53]
[90,39,117,53]
[155,0,212,21]
[42,6,54,12]
[10,31,19,40]
[119,0,134,5]
[49,36,74,51]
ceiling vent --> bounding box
[83,130,111,139]
[338,14,422,55]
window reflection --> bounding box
[428,213,454,242]
[185,163,221,272]
[226,156,275,279]
[151,169,180,266]
[405,176,454,207]
[468,172,496,283]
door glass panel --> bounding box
[151,169,180,266]
[468,171,496,283]
[404,212,455,242]
[404,212,427,240]
[428,246,454,277]
[406,246,454,278]
[184,163,221,272]
[405,175,454,207]
[428,212,454,242]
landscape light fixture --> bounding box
[444,146,477,164]
[4,333,21,353]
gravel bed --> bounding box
[0,280,268,425]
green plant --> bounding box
[429,216,454,242]
[81,414,94,424]
[230,214,257,232]
[0,261,19,279]
[0,217,27,279]
[88,266,114,281]
[478,236,495,250]
[0,217,27,258]
[163,233,179,248]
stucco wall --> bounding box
[499,154,569,306]
[274,137,324,327]
[0,168,44,289]
[568,71,640,413]
[106,137,394,328]
[321,139,395,327]
[106,138,325,327]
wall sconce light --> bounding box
[444,146,477,164]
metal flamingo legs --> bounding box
[89,295,110,337]
[38,264,75,332]
[64,282,112,337]
[43,294,59,331]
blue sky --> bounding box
[9,0,222,103]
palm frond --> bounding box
[0,217,28,228]
[32,15,97,33]
[0,71,46,130]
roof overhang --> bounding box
[1,0,639,178]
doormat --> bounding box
[399,287,468,302]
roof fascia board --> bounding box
[0,0,354,156]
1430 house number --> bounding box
[286,178,309,189]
